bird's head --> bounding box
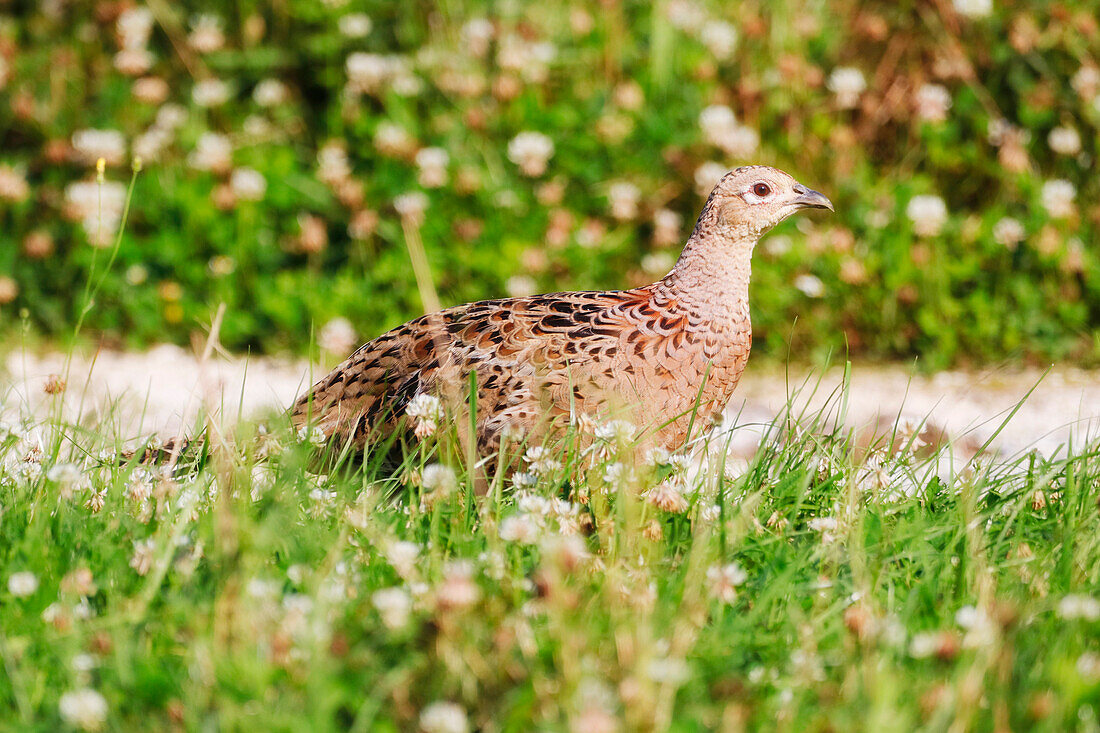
[701,165,833,237]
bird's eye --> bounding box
[752,183,771,197]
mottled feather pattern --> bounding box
[291,166,831,456]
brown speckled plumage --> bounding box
[291,166,832,453]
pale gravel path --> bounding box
[2,345,1098,458]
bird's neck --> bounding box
[655,209,758,324]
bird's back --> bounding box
[290,284,750,453]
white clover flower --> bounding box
[338,13,372,38]
[1071,66,1100,101]
[992,217,1025,248]
[132,127,171,162]
[114,46,153,77]
[693,161,727,195]
[666,0,706,31]
[373,122,416,158]
[827,67,866,109]
[309,487,337,514]
[914,83,952,123]
[59,688,109,731]
[956,605,997,648]
[1079,652,1100,680]
[64,181,128,246]
[63,598,91,622]
[953,0,992,18]
[645,480,689,513]
[601,462,633,486]
[253,78,289,107]
[346,52,401,94]
[700,21,738,60]
[808,516,838,532]
[316,141,351,185]
[8,571,38,597]
[1048,126,1081,156]
[71,129,127,166]
[667,453,692,477]
[415,146,449,188]
[700,504,721,522]
[550,497,580,520]
[516,491,552,517]
[129,538,156,576]
[117,7,154,49]
[421,464,457,495]
[652,208,682,246]
[47,462,83,485]
[297,425,327,447]
[229,167,266,201]
[84,487,107,513]
[131,76,169,105]
[593,419,635,443]
[394,191,429,224]
[908,631,938,658]
[699,105,736,142]
[461,18,494,57]
[154,103,188,130]
[385,541,420,577]
[511,471,539,491]
[68,192,122,235]
[507,131,554,177]
[420,701,469,733]
[187,132,233,173]
[436,560,480,611]
[646,656,690,684]
[990,119,1012,147]
[389,66,422,97]
[0,164,29,202]
[728,126,761,159]
[318,316,356,355]
[793,273,825,298]
[954,605,980,628]
[71,653,97,674]
[188,14,225,53]
[406,393,443,439]
[523,446,562,475]
[1041,179,1076,218]
[645,446,673,466]
[641,251,675,276]
[497,35,555,83]
[608,181,642,221]
[499,514,540,544]
[1057,594,1100,621]
[505,275,537,297]
[192,78,230,107]
[906,194,948,237]
[706,562,747,603]
[697,106,757,157]
[372,587,412,629]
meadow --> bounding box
[0,388,1098,731]
[2,0,1100,730]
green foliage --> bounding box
[1,1,1099,366]
[1,390,1099,729]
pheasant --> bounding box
[291,165,832,456]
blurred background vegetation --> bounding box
[0,0,1098,369]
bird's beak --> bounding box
[792,186,834,212]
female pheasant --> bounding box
[291,166,832,454]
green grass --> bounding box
[1,382,1098,731]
